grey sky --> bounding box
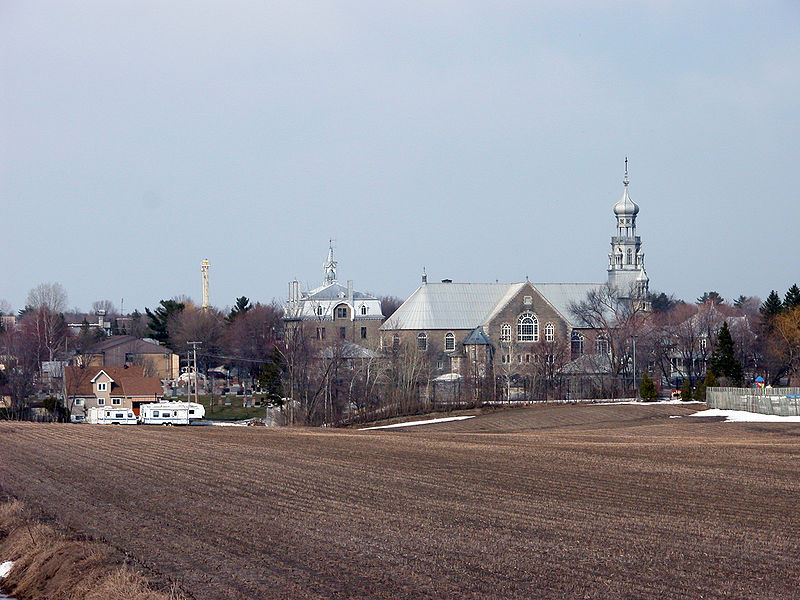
[2,2,799,313]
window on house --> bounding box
[699,338,707,352]
[361,327,367,339]
[317,306,323,316]
[112,398,121,405]
[444,332,455,351]
[417,332,427,351]
[545,323,554,342]
[500,323,511,343]
[360,305,367,315]
[627,249,633,264]
[471,347,477,360]
[571,332,584,356]
[517,313,538,342]
[524,296,532,305]
[525,354,530,363]
[595,335,609,355]
[393,334,399,348]
[75,398,84,406]
[437,360,444,370]
[317,327,326,340]
[98,398,105,405]
[336,306,348,319]
[339,327,346,339]
[97,382,107,391]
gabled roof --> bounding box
[306,282,377,301]
[89,335,169,355]
[381,281,605,331]
[531,283,606,328]
[64,365,164,397]
[382,283,524,330]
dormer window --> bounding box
[360,305,367,315]
[316,306,323,316]
[97,382,107,391]
[336,306,348,319]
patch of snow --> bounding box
[690,409,800,423]
[588,399,705,406]
[0,561,13,578]
[206,420,251,427]
[360,416,476,430]
[669,415,682,419]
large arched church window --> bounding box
[571,331,584,356]
[500,323,511,343]
[517,313,538,342]
[417,332,428,351]
[444,332,455,351]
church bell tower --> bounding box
[607,159,649,302]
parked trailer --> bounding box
[86,406,137,425]
[139,401,205,425]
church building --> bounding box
[380,164,650,376]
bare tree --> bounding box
[91,299,118,315]
[379,296,403,319]
[569,283,649,395]
[25,283,69,362]
[0,325,39,419]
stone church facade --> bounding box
[381,165,650,379]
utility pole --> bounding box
[188,341,202,406]
[632,335,638,393]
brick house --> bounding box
[63,365,164,422]
[81,335,179,380]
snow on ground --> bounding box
[360,416,476,430]
[0,561,13,578]
[588,399,705,406]
[689,409,800,423]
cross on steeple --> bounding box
[623,157,629,187]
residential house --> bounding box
[64,365,164,421]
[80,335,179,381]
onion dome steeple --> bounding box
[613,157,639,216]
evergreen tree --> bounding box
[144,299,185,344]
[697,291,724,305]
[257,346,285,406]
[693,370,716,402]
[680,379,693,402]
[227,296,252,322]
[784,284,800,310]
[709,322,743,385]
[760,290,783,320]
[648,292,677,314]
[639,372,657,402]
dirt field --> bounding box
[2,404,800,599]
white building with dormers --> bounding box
[285,244,385,344]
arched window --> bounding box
[444,332,455,351]
[360,304,367,315]
[417,332,428,351]
[545,323,554,342]
[500,323,511,343]
[316,305,323,316]
[626,248,633,265]
[392,333,400,348]
[571,331,584,356]
[517,313,538,342]
[595,334,609,354]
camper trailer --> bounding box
[139,401,205,425]
[86,406,137,425]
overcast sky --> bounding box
[2,1,799,314]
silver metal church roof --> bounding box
[381,281,605,331]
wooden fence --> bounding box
[706,387,800,416]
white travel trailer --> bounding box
[86,406,138,425]
[139,401,205,425]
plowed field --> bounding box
[2,404,800,599]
